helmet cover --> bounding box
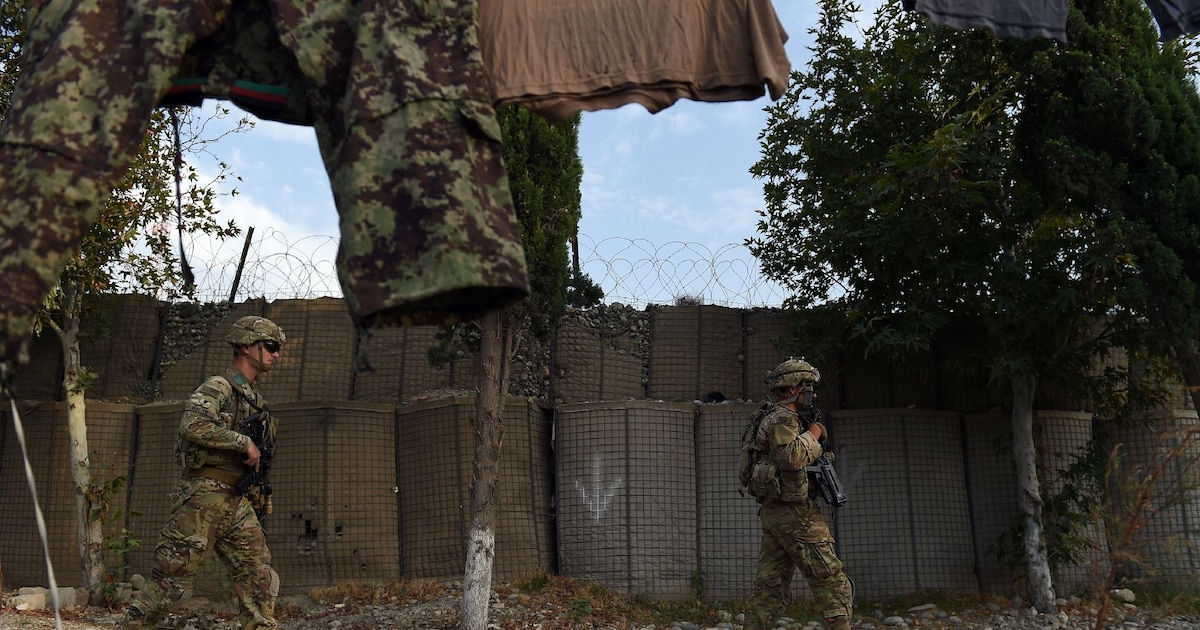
[765,358,820,391]
[225,316,286,347]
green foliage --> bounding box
[989,437,1107,573]
[497,105,597,337]
[515,572,552,592]
[85,465,142,607]
[690,569,705,601]
[427,106,593,373]
[567,596,593,624]
[0,0,24,120]
[1136,579,1200,615]
[750,0,1200,396]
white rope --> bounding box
[9,398,65,630]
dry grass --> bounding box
[306,579,447,606]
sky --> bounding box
[183,1,879,307]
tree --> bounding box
[748,0,1191,611]
[1015,0,1200,413]
[42,108,243,601]
[1,0,247,599]
[460,105,591,630]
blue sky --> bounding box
[185,1,881,306]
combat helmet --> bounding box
[225,316,286,348]
[765,358,820,392]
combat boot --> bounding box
[825,615,852,630]
[117,605,158,630]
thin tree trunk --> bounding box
[461,311,509,630]
[1011,374,1056,612]
[58,283,105,600]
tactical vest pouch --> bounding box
[177,444,208,471]
[749,459,781,500]
[779,469,810,502]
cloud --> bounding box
[186,189,341,301]
[254,119,319,144]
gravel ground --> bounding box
[3,582,1198,630]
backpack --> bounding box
[737,402,781,500]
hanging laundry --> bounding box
[1144,0,1200,40]
[0,0,530,373]
[900,0,1069,42]
[903,0,1200,42]
[480,0,792,121]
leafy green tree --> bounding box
[461,105,592,630]
[1,0,247,599]
[748,0,1196,610]
[1016,0,1200,411]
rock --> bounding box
[1112,588,1137,604]
[12,591,46,611]
[883,615,907,626]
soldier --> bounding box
[120,315,285,630]
[743,358,853,630]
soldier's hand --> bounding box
[243,440,261,471]
[807,422,825,441]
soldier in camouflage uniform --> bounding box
[0,0,528,387]
[120,316,285,630]
[744,359,853,630]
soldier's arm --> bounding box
[771,420,823,471]
[179,377,251,453]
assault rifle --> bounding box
[236,408,274,499]
[805,453,847,508]
[800,407,848,508]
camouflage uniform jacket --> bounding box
[176,367,264,486]
[756,406,823,502]
[0,0,529,371]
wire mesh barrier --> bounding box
[182,229,789,307]
[4,297,1200,604]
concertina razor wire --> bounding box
[170,229,789,308]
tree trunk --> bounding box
[461,311,509,630]
[1011,374,1056,612]
[1172,342,1200,411]
[57,284,105,599]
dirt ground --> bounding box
[3,578,1200,630]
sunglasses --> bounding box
[260,340,281,354]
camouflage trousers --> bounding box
[0,0,528,370]
[745,499,853,630]
[121,477,278,630]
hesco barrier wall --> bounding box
[3,397,550,599]
[1036,410,1100,596]
[26,297,1158,413]
[552,319,644,403]
[0,402,135,587]
[1114,411,1200,579]
[696,403,765,601]
[6,297,1200,602]
[395,397,555,581]
[960,411,1101,597]
[126,401,407,595]
[556,402,699,600]
[832,409,977,598]
[5,398,1200,602]
[961,411,1022,595]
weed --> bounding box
[308,579,446,606]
